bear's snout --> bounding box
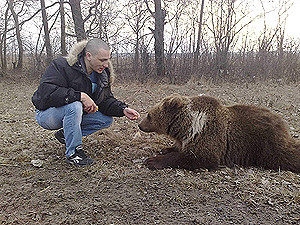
[138,118,154,133]
[137,123,144,131]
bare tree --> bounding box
[0,5,9,72]
[83,0,123,43]
[193,0,205,67]
[0,0,297,83]
[257,0,293,78]
[164,0,192,82]
[60,0,67,55]
[257,0,278,54]
[207,0,257,76]
[275,0,292,56]
[140,38,151,81]
[69,0,87,41]
[154,0,165,77]
[124,0,150,77]
[145,0,166,78]
[40,0,53,65]
[7,0,23,70]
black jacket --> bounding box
[32,54,127,117]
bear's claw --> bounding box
[144,156,165,170]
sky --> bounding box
[285,0,300,38]
[251,0,300,39]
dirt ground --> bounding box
[0,76,300,225]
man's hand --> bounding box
[81,92,98,113]
[123,107,140,120]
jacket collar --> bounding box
[78,52,88,75]
[66,40,88,67]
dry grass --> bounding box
[0,76,299,224]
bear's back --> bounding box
[225,104,295,169]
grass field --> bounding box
[0,77,299,224]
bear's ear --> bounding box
[162,94,185,111]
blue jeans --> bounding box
[35,101,113,157]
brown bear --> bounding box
[138,94,300,172]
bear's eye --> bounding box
[147,114,151,120]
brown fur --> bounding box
[138,94,300,172]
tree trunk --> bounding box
[193,0,205,67]
[40,0,53,65]
[134,32,140,75]
[154,0,165,78]
[7,0,23,71]
[1,6,9,72]
[69,0,87,41]
[141,41,150,82]
[133,2,142,76]
[60,0,67,55]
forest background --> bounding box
[0,0,299,84]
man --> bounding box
[32,38,140,166]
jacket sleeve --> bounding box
[32,58,81,110]
[98,89,128,117]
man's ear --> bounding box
[86,52,92,60]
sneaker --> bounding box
[66,145,94,166]
[54,129,65,144]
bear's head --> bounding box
[138,94,190,135]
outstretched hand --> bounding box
[123,107,140,120]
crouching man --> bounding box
[32,38,140,166]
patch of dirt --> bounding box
[0,77,300,224]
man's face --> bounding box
[86,48,111,74]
